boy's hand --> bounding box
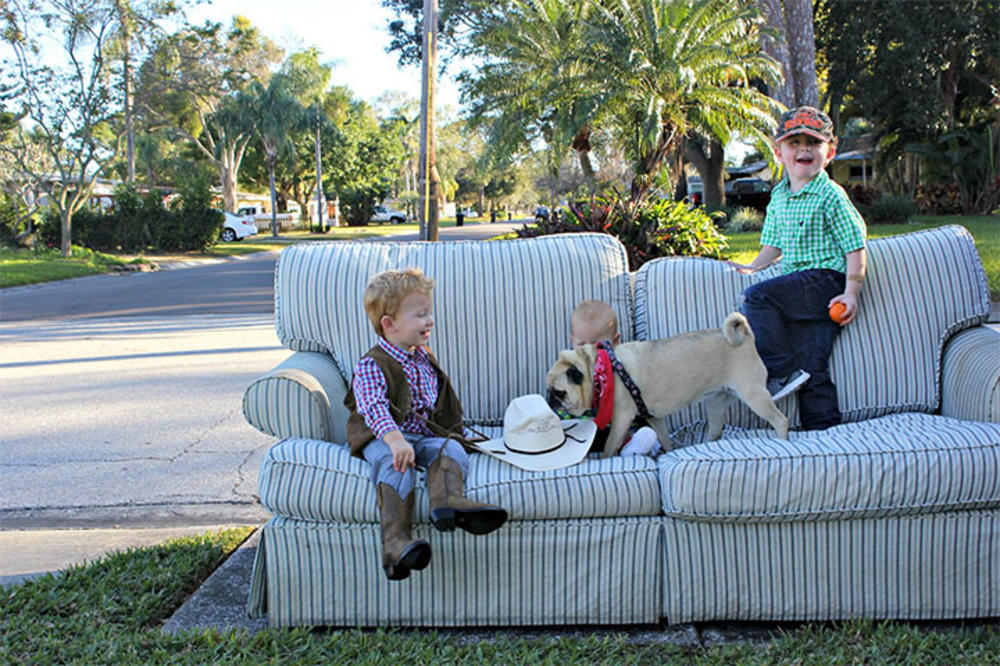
[829,294,859,326]
[383,430,415,472]
[726,260,754,274]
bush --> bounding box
[159,175,221,251]
[847,185,881,208]
[914,182,963,215]
[724,206,765,233]
[519,190,727,270]
[36,176,221,253]
[863,195,918,225]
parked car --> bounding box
[370,204,408,224]
[235,205,296,232]
[725,177,772,212]
[534,205,550,222]
[221,211,257,242]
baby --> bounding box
[569,300,660,457]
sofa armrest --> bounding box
[242,351,350,442]
[941,325,1000,423]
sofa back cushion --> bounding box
[273,233,632,423]
[634,225,990,429]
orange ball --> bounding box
[829,302,848,323]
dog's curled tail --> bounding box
[722,312,754,347]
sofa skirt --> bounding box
[662,510,1000,623]
[249,515,663,627]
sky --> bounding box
[186,0,463,111]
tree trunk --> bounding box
[685,138,726,209]
[784,0,819,107]
[60,208,71,258]
[756,0,795,109]
[268,154,279,238]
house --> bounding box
[831,134,876,188]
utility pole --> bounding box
[418,0,439,241]
[315,117,324,231]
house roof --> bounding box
[834,134,875,161]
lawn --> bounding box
[722,214,999,300]
[0,245,138,288]
[1,527,997,663]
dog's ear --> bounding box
[566,365,584,385]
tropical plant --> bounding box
[519,188,726,269]
[461,0,782,204]
[243,76,305,237]
[906,125,1000,214]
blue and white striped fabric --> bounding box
[662,509,1000,622]
[658,413,1000,522]
[273,234,632,424]
[249,515,662,626]
[635,225,990,431]
[257,436,662,523]
[942,325,1000,423]
[242,351,350,443]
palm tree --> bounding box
[583,0,781,201]
[244,77,304,238]
[461,0,606,193]
[463,0,782,203]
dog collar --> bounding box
[597,340,653,420]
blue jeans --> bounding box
[363,434,468,500]
[740,269,845,430]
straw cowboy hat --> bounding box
[474,394,597,471]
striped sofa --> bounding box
[244,225,999,627]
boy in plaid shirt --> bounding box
[728,106,867,430]
[344,268,507,580]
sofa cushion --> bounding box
[658,413,1000,522]
[634,225,991,430]
[258,436,662,523]
[272,233,632,424]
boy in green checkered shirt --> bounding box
[728,106,867,430]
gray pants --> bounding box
[363,434,468,500]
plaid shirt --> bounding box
[761,170,866,275]
[351,338,440,440]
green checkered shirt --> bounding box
[761,170,867,275]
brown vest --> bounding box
[344,345,465,455]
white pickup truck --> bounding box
[370,204,408,225]
[236,205,296,232]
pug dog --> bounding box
[546,312,789,456]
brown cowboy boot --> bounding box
[376,483,431,580]
[426,454,507,535]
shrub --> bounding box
[518,190,726,270]
[159,175,222,251]
[724,206,765,233]
[863,195,917,225]
[914,182,963,215]
[847,185,881,208]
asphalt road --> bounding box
[0,220,528,322]
[0,219,529,533]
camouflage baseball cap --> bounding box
[775,106,834,143]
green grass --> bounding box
[721,214,1000,300]
[0,246,140,288]
[1,527,997,663]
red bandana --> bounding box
[592,346,614,429]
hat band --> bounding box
[504,433,566,456]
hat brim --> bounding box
[775,127,832,143]
[474,419,598,471]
